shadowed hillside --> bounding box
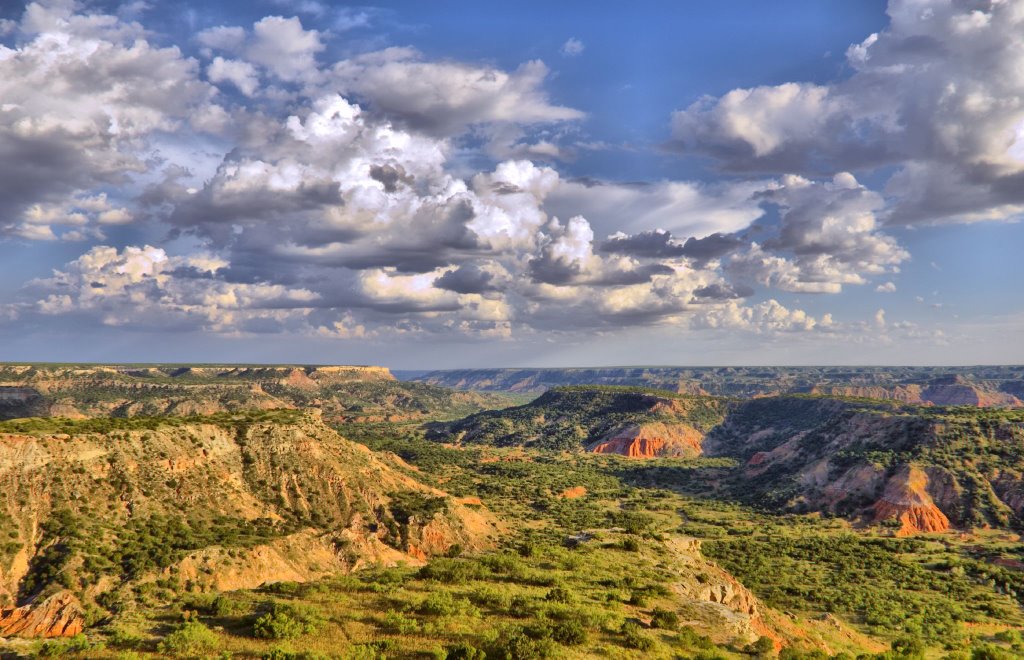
[428,386,728,457]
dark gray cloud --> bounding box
[692,283,753,300]
[434,263,502,294]
[681,233,746,260]
[369,164,414,193]
[599,230,686,257]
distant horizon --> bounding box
[2,361,1022,371]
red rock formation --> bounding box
[0,592,85,638]
[586,422,704,458]
[872,466,950,535]
[589,435,666,458]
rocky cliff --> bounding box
[0,591,84,638]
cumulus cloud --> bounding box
[0,0,962,348]
[207,57,260,96]
[691,298,824,334]
[29,245,320,333]
[547,177,766,238]
[197,16,324,84]
[725,173,907,293]
[0,1,218,240]
[671,0,1024,224]
[330,48,583,137]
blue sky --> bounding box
[0,0,1020,367]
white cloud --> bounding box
[671,0,1024,224]
[0,0,987,349]
[330,48,583,137]
[724,174,907,294]
[207,57,260,96]
[561,38,584,57]
[247,16,323,83]
[196,25,246,54]
[876,281,896,293]
[0,2,218,239]
[30,245,319,333]
[547,177,768,239]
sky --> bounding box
[0,0,1022,368]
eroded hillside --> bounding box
[0,410,499,635]
[703,396,1024,535]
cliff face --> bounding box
[920,376,1022,407]
[0,412,499,635]
[0,592,84,639]
[871,466,950,535]
[587,421,705,458]
[809,385,924,404]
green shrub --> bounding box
[551,619,587,646]
[970,645,1015,660]
[418,558,485,584]
[627,590,649,606]
[544,586,575,604]
[253,603,325,640]
[345,639,396,660]
[747,635,776,656]
[621,621,654,651]
[484,626,555,660]
[675,625,717,651]
[444,642,486,660]
[509,595,536,618]
[37,634,93,657]
[469,586,511,610]
[650,606,679,630]
[418,590,479,617]
[157,621,218,657]
[381,609,419,634]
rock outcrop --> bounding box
[871,466,950,535]
[587,422,704,458]
[0,592,84,638]
[920,375,1022,407]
